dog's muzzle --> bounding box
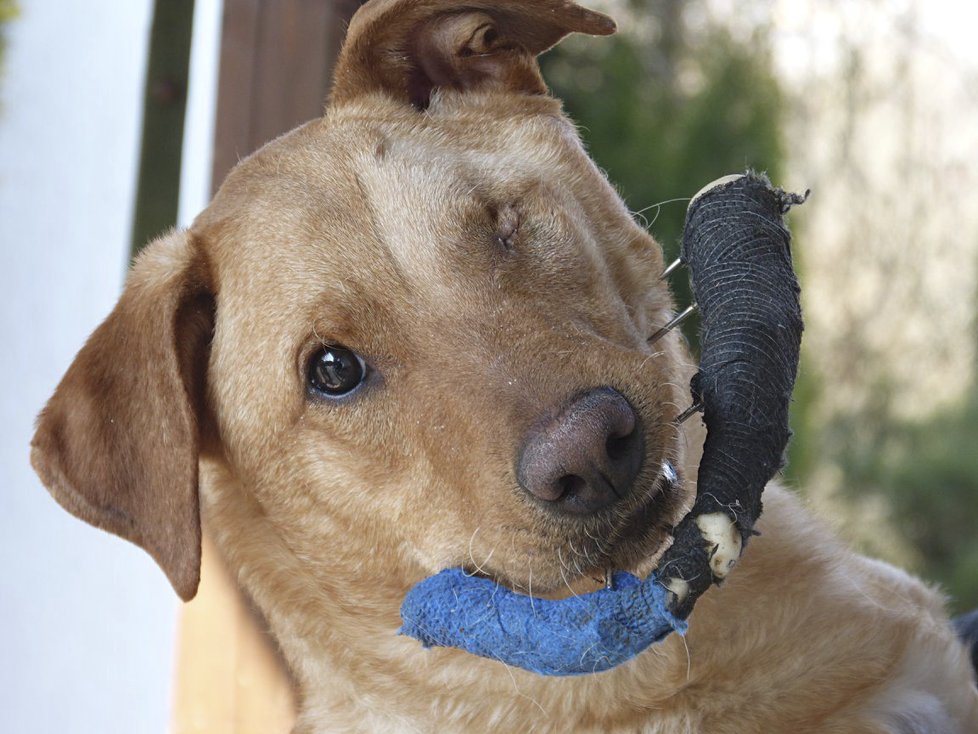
[399,173,805,675]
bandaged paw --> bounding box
[695,513,742,579]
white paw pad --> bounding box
[695,513,742,580]
[663,576,690,606]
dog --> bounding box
[31,1,978,731]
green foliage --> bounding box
[782,351,822,486]
[843,377,978,615]
[0,0,16,25]
[541,5,785,337]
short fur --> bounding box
[31,1,978,732]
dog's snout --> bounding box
[517,387,644,514]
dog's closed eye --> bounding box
[307,345,369,399]
[489,203,521,251]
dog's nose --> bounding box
[516,387,644,514]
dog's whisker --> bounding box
[556,547,580,598]
[648,303,699,345]
[467,526,481,560]
[567,537,583,564]
[680,629,692,682]
[631,196,692,221]
[661,257,684,280]
[482,546,497,570]
[580,524,611,566]
[466,526,496,576]
[658,380,687,391]
[582,524,600,544]
[498,658,548,717]
[578,540,597,570]
[311,322,327,347]
[570,546,585,580]
[638,349,667,371]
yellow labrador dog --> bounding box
[31,1,978,731]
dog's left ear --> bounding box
[330,0,616,109]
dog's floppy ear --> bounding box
[31,231,214,601]
[331,0,616,109]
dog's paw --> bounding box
[663,576,690,607]
[695,512,742,580]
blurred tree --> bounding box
[825,351,978,615]
[541,0,785,340]
[777,0,978,614]
[131,0,195,254]
[873,377,978,614]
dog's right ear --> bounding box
[31,231,214,601]
[331,0,616,109]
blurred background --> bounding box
[1,0,976,731]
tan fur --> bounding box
[31,1,978,732]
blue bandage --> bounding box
[399,569,686,676]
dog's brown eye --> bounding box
[308,346,367,398]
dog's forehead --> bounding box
[197,106,591,313]
[350,117,581,281]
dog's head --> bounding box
[32,0,693,610]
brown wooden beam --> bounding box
[211,0,362,192]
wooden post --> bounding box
[210,0,363,190]
[170,536,298,734]
[171,2,361,731]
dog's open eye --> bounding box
[307,345,367,398]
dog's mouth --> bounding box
[471,460,684,597]
[612,458,681,555]
[590,458,683,577]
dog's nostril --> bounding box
[605,430,634,462]
[557,474,586,501]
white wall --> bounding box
[0,2,220,732]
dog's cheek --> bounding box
[392,392,510,560]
